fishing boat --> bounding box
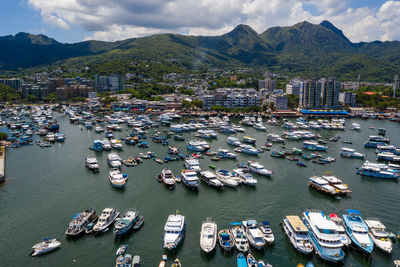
[116,244,128,256]
[132,213,144,230]
[302,210,345,262]
[340,148,365,159]
[230,222,249,253]
[365,218,393,253]
[227,136,241,146]
[218,229,234,251]
[171,258,181,267]
[93,208,119,233]
[163,212,186,250]
[258,221,274,244]
[242,136,256,144]
[217,149,237,159]
[181,169,199,190]
[267,134,284,143]
[247,253,258,267]
[161,169,176,188]
[282,215,313,254]
[186,140,206,152]
[65,208,97,236]
[235,144,259,155]
[327,213,351,247]
[107,153,122,168]
[200,218,217,253]
[248,161,273,176]
[184,157,201,172]
[237,253,247,267]
[302,141,327,151]
[242,220,265,249]
[30,238,61,257]
[173,135,185,141]
[85,155,99,171]
[102,139,112,150]
[109,168,128,188]
[199,170,223,189]
[115,253,133,267]
[322,175,351,195]
[350,122,361,131]
[270,150,285,158]
[308,176,340,196]
[113,210,139,235]
[123,157,137,166]
[342,209,373,254]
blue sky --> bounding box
[0,1,398,43]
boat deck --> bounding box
[286,216,307,232]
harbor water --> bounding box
[1,113,400,266]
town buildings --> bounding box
[94,74,124,91]
[202,88,260,110]
[339,92,357,106]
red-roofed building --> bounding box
[363,92,377,95]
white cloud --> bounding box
[27,0,400,42]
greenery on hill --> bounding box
[1,21,400,81]
[356,85,400,110]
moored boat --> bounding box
[109,168,128,188]
[200,218,217,253]
[30,238,61,257]
[113,210,139,235]
[93,208,119,233]
[282,215,313,254]
[342,209,373,254]
[65,208,97,236]
[230,222,249,253]
[163,212,186,250]
[218,229,234,251]
[365,218,393,253]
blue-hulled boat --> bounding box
[236,253,247,267]
[342,209,373,254]
[302,141,327,151]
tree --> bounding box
[0,132,8,141]
[181,100,191,110]
[192,100,203,109]
[287,94,300,110]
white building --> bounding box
[270,94,288,110]
[202,88,260,110]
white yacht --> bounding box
[235,144,259,155]
[184,157,201,172]
[328,213,352,246]
[253,122,266,131]
[181,169,200,190]
[282,215,313,254]
[242,220,265,250]
[258,221,274,244]
[109,168,127,188]
[110,139,123,150]
[248,162,273,176]
[200,218,217,253]
[102,139,112,150]
[230,222,249,253]
[93,208,119,233]
[365,218,393,253]
[197,129,217,139]
[163,213,186,250]
[85,155,99,171]
[303,210,345,262]
[215,169,239,187]
[30,238,61,257]
[227,136,241,146]
[107,153,122,168]
[233,168,257,186]
[199,170,223,189]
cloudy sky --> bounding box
[1,0,399,43]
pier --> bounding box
[0,145,5,182]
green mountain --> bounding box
[1,21,400,81]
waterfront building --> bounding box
[339,92,357,107]
[286,80,303,95]
[56,84,92,101]
[94,74,124,91]
[0,78,23,91]
[202,88,260,110]
[300,79,321,109]
[320,78,341,109]
[270,94,288,110]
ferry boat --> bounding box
[357,161,400,179]
[160,169,176,188]
[184,157,201,172]
[248,162,273,176]
[93,208,119,233]
[258,221,274,244]
[302,210,345,262]
[376,145,400,155]
[218,229,234,251]
[302,141,327,151]
[267,134,284,143]
[342,209,373,254]
[241,136,256,144]
[364,140,386,148]
[216,169,239,187]
[364,218,392,253]
[328,213,351,246]
[282,215,313,254]
[227,136,241,146]
[217,149,237,159]
[233,168,257,186]
[369,135,390,143]
[377,152,400,163]
[200,218,217,253]
[108,169,127,188]
[199,170,223,189]
[242,220,265,249]
[340,148,365,159]
[235,144,259,155]
[186,140,206,152]
[85,155,99,171]
[163,212,186,250]
[65,208,97,236]
[113,210,139,235]
[107,153,122,168]
[181,169,200,190]
[230,222,249,253]
[30,238,61,257]
[322,175,351,195]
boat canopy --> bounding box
[220,233,230,240]
[230,222,242,226]
[261,221,270,226]
[347,209,361,215]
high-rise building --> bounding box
[300,80,321,109]
[339,92,357,107]
[0,78,23,91]
[94,74,124,91]
[320,78,341,109]
[286,80,303,95]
